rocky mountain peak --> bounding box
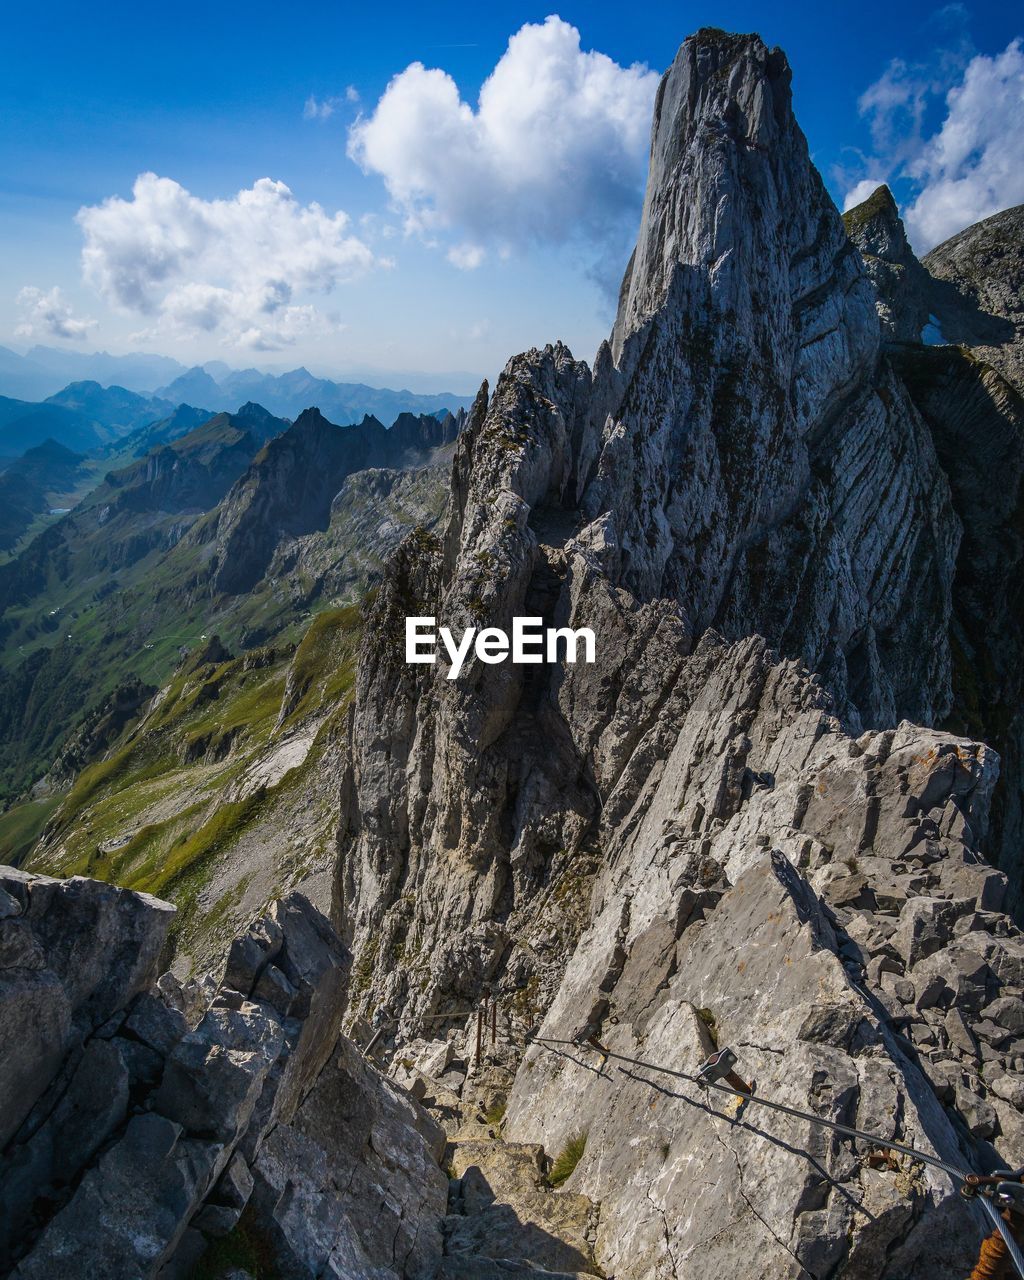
[842,184,934,342]
[842,183,901,251]
[8,24,1024,1280]
[611,29,870,375]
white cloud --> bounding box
[304,94,339,120]
[447,243,485,270]
[77,173,378,349]
[348,16,659,269]
[305,88,359,120]
[15,286,96,341]
[905,40,1024,248]
[842,37,1024,250]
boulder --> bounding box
[250,1037,448,1280]
[154,1002,285,1141]
[0,1037,130,1269]
[983,996,1024,1034]
[0,868,174,1150]
[124,992,189,1056]
[954,1085,998,1139]
[944,1008,980,1060]
[892,898,960,968]
[2,876,442,1280]
[13,1113,221,1280]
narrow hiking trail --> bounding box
[388,1034,605,1278]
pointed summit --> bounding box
[842,184,933,341]
[612,29,872,372]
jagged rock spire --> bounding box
[842,183,935,341]
[612,29,875,380]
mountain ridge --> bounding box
[332,28,1024,1279]
[4,24,1024,1280]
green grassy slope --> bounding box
[24,604,362,970]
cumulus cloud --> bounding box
[347,16,659,271]
[16,286,96,341]
[843,37,1024,250]
[77,173,378,349]
[904,40,1024,248]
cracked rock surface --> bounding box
[0,871,446,1280]
[335,26,1024,1280]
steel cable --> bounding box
[978,1197,1024,1278]
[527,1033,972,1181]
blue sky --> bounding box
[1,1,1021,391]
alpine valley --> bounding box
[3,25,1024,1280]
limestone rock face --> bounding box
[250,1035,448,1280]
[501,638,1010,1278]
[842,185,934,342]
[924,203,1024,395]
[0,868,174,1150]
[0,875,444,1280]
[595,33,957,731]
[334,26,1024,1280]
[339,26,963,1029]
[841,185,1024,908]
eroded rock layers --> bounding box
[335,27,1024,1280]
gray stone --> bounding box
[154,1003,284,1141]
[222,915,283,998]
[914,971,949,1012]
[929,1060,963,1103]
[0,869,174,1150]
[155,1226,207,1280]
[192,1202,243,1238]
[984,995,1024,1034]
[892,898,960,969]
[13,1113,220,1279]
[0,1037,130,1269]
[250,1037,447,1280]
[991,1074,1024,1110]
[954,1085,998,1139]
[945,1008,980,1059]
[124,992,188,1056]
[113,1034,165,1086]
[880,972,915,1005]
[975,1019,1012,1048]
[251,962,299,1016]
[212,1151,254,1212]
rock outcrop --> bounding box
[339,26,964,1020]
[924,203,1024,395]
[0,869,446,1280]
[842,185,935,342]
[844,186,1024,911]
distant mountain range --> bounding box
[0,383,182,456]
[155,364,474,425]
[0,345,184,400]
[0,344,476,420]
[0,352,475,460]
